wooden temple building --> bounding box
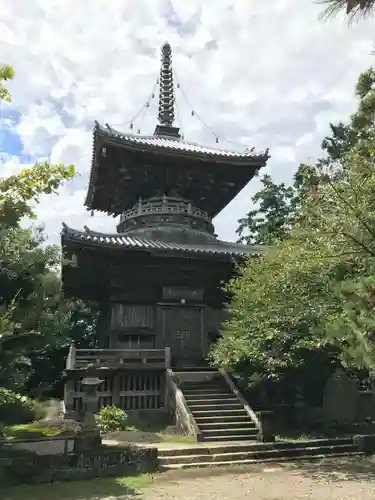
[62,43,269,427]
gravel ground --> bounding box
[140,456,375,500]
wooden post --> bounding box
[165,346,171,369]
[112,373,120,408]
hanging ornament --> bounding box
[130,123,134,130]
[181,134,184,140]
[91,210,94,217]
[177,83,180,88]
[137,128,140,134]
[146,102,150,108]
[191,110,195,116]
[216,137,219,144]
[151,92,155,99]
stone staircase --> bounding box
[181,376,258,443]
[158,438,363,470]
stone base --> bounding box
[74,432,102,452]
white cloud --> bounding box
[1,0,375,245]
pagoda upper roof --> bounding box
[92,122,268,161]
[85,122,269,217]
[61,223,262,258]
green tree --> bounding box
[236,175,296,245]
[236,123,353,248]
[318,0,375,21]
[212,66,375,386]
[0,65,14,102]
[0,65,95,391]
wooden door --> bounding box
[162,306,203,366]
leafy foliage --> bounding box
[318,0,375,22]
[0,388,35,425]
[0,65,14,102]
[0,65,97,395]
[0,162,75,228]
[236,175,296,245]
[96,405,129,434]
[212,65,375,386]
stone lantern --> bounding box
[75,364,103,451]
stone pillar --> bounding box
[74,365,104,452]
[256,410,275,443]
[63,379,76,419]
[294,385,306,430]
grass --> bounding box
[3,474,153,500]
[3,423,70,440]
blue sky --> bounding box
[1,0,375,245]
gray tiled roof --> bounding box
[94,122,270,160]
[61,224,262,258]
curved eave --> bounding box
[61,224,263,259]
[84,121,270,210]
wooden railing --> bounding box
[165,369,203,441]
[70,371,164,413]
[219,368,261,430]
[119,197,211,223]
[66,347,171,369]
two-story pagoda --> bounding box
[62,43,269,417]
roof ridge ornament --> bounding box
[154,42,181,139]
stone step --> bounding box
[182,384,225,391]
[157,437,355,457]
[202,434,259,442]
[189,402,243,412]
[159,451,363,471]
[158,443,358,466]
[174,367,216,372]
[192,408,249,417]
[194,414,251,423]
[184,393,235,400]
[183,387,230,394]
[202,427,259,437]
[198,421,256,431]
[187,397,239,406]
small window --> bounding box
[117,334,155,349]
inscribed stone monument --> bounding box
[322,369,359,425]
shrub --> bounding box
[0,388,35,425]
[95,405,128,434]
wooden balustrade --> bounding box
[70,371,164,413]
[68,348,169,369]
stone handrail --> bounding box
[165,369,203,441]
[219,368,261,430]
[66,344,76,369]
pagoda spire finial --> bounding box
[154,42,180,138]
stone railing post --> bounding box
[256,410,275,443]
[165,346,171,369]
[66,342,76,369]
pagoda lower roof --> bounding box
[61,224,262,258]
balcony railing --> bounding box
[119,197,211,224]
[66,345,171,370]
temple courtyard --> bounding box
[4,456,375,500]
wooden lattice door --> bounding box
[162,306,203,366]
